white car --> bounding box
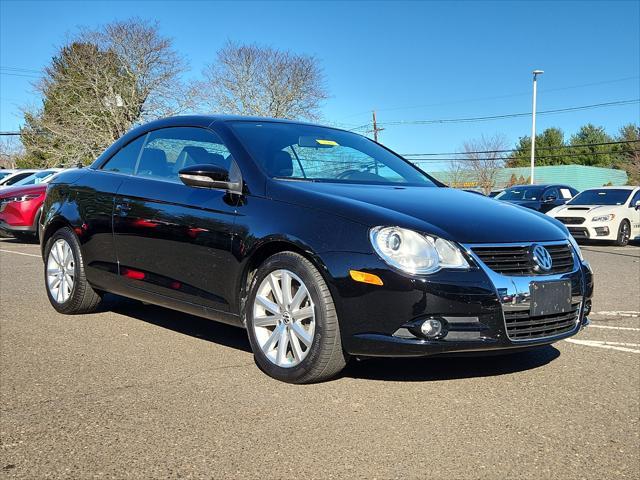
[548,186,640,246]
[0,169,39,187]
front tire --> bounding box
[44,227,102,314]
[246,252,347,383]
[614,220,631,247]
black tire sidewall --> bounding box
[246,254,334,382]
[616,220,630,247]
[44,227,81,313]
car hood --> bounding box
[270,181,568,243]
[0,183,47,199]
[500,199,542,209]
[550,204,620,216]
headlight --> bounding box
[369,226,470,274]
[3,194,41,203]
[592,213,615,222]
[568,235,584,261]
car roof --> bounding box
[581,185,638,191]
[506,184,571,189]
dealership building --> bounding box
[422,164,629,191]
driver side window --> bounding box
[630,190,640,208]
[543,188,559,200]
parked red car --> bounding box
[0,183,47,240]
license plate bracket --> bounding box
[530,280,572,317]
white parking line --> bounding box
[0,249,40,258]
[594,311,640,318]
[565,339,640,354]
[588,325,640,331]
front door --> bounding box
[112,126,239,312]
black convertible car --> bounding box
[40,116,593,383]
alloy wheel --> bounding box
[252,269,316,368]
[47,238,75,303]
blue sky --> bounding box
[1,0,639,164]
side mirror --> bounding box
[635,200,640,210]
[543,195,557,203]
[179,163,241,193]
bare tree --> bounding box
[0,136,24,168]
[445,159,470,188]
[197,41,328,120]
[21,19,193,167]
[461,134,507,194]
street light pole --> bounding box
[530,70,543,184]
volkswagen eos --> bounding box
[40,116,594,383]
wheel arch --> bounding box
[40,216,74,260]
[237,238,334,325]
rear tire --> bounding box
[44,227,102,314]
[614,220,631,247]
[246,252,347,383]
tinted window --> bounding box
[102,136,146,175]
[629,190,640,207]
[496,187,544,200]
[135,127,232,183]
[1,171,33,185]
[569,189,632,206]
[13,170,58,186]
[230,121,436,186]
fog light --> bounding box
[420,319,442,338]
[595,227,609,236]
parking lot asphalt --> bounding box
[1,238,638,479]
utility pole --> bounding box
[372,110,384,142]
[530,70,544,184]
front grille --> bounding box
[504,303,581,340]
[568,227,590,240]
[472,243,574,275]
[556,216,585,225]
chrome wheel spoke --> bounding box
[47,239,75,303]
[276,327,289,365]
[263,324,283,353]
[289,286,306,311]
[290,329,304,361]
[253,268,316,368]
[292,305,313,322]
[281,271,293,305]
[49,274,61,290]
[291,321,312,347]
[267,273,284,306]
[254,314,281,327]
[256,295,280,315]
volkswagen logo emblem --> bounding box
[531,244,553,271]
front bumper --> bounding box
[0,220,37,237]
[324,241,593,358]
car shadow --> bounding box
[100,294,252,353]
[99,294,561,382]
[340,346,561,382]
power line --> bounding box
[411,149,640,162]
[0,66,42,74]
[338,75,640,120]
[0,71,41,79]
[403,139,640,157]
[371,100,640,128]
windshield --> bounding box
[13,170,57,186]
[0,171,12,180]
[496,187,544,201]
[229,121,437,186]
[568,189,632,206]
